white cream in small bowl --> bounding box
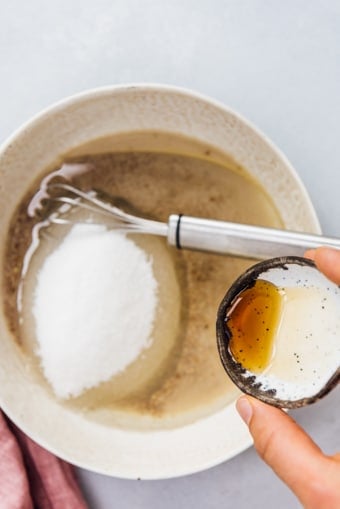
[217,256,340,408]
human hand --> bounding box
[236,247,340,509]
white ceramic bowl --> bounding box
[0,85,320,479]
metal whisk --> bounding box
[46,182,340,260]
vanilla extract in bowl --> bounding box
[217,257,340,408]
[227,279,283,373]
[4,133,284,429]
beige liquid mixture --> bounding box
[3,132,283,430]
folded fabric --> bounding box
[0,411,88,509]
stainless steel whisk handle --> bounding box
[167,215,340,260]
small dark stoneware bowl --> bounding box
[216,256,340,409]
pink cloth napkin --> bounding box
[0,410,88,509]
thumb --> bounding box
[236,396,335,507]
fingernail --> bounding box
[236,397,253,425]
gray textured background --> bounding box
[1,1,339,508]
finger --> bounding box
[304,249,316,261]
[236,396,330,505]
[305,247,340,285]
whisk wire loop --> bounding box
[47,182,168,235]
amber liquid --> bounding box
[228,280,283,372]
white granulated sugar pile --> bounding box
[33,223,158,399]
